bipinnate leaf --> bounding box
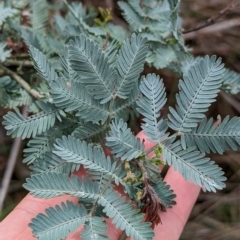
[118,1,145,31]
[136,73,169,143]
[81,217,109,240]
[221,68,240,94]
[68,34,115,104]
[168,55,225,132]
[3,102,64,139]
[53,136,123,185]
[23,127,62,164]
[51,78,109,124]
[153,179,176,208]
[106,119,145,161]
[30,201,87,240]
[115,33,148,99]
[31,0,48,33]
[98,189,154,240]
[0,5,18,26]
[23,172,99,198]
[0,42,12,62]
[28,45,57,83]
[163,140,226,192]
[71,123,105,140]
[182,116,240,154]
[30,152,80,175]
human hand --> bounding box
[0,131,200,240]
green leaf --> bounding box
[182,116,240,154]
[113,83,140,121]
[221,68,240,95]
[153,178,176,208]
[3,102,65,139]
[118,1,148,31]
[137,73,169,143]
[71,123,105,141]
[53,136,123,185]
[31,0,48,33]
[168,55,225,132]
[98,189,154,240]
[163,140,226,192]
[68,34,115,104]
[115,34,148,99]
[0,5,18,26]
[28,45,58,83]
[29,201,87,240]
[81,217,109,240]
[51,78,109,124]
[30,152,80,175]
[106,119,145,161]
[23,127,63,164]
[23,172,100,198]
[0,42,12,62]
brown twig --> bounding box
[184,18,240,40]
[102,33,110,51]
[182,2,240,34]
[0,106,28,212]
[0,63,43,99]
[4,59,33,67]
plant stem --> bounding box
[144,144,158,155]
[0,106,28,211]
[119,232,127,240]
[4,59,33,67]
[0,64,43,99]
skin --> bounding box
[0,132,200,240]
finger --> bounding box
[0,194,78,240]
[0,167,123,240]
[136,131,200,240]
[153,167,200,240]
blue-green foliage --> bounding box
[29,201,87,240]
[1,1,240,239]
[137,74,169,143]
[106,119,145,161]
[182,116,240,154]
[168,56,225,133]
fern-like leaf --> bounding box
[118,1,145,31]
[23,127,62,164]
[221,68,240,95]
[68,35,115,103]
[113,83,140,121]
[0,5,18,26]
[182,116,240,154]
[29,201,87,240]
[137,73,169,143]
[81,217,109,240]
[98,189,154,240]
[23,172,100,198]
[115,34,148,99]
[106,119,145,161]
[53,136,123,185]
[51,78,109,124]
[3,103,65,139]
[162,140,226,192]
[153,179,176,208]
[168,55,225,132]
[28,45,58,83]
[31,0,48,33]
[30,152,80,175]
[0,42,12,62]
[71,123,105,141]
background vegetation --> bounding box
[0,0,239,239]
